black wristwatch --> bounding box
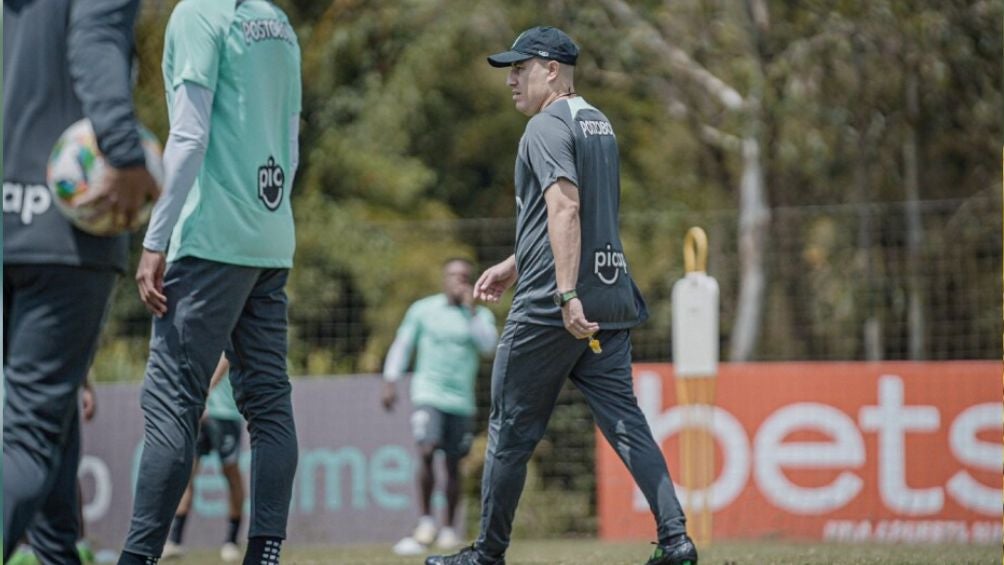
[553,289,578,307]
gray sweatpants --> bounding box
[475,321,687,560]
[4,264,118,564]
[122,257,298,557]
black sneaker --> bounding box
[645,535,698,565]
[425,544,505,565]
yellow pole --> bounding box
[675,226,716,548]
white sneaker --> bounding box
[412,516,437,546]
[391,536,426,556]
[220,542,241,562]
[435,527,461,549]
[160,541,184,559]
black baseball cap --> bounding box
[487,26,579,68]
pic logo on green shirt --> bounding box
[258,156,285,211]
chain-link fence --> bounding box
[314,196,1000,367]
[97,195,1000,376]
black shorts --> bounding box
[195,417,243,466]
[410,406,473,459]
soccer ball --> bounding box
[47,118,164,236]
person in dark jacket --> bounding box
[3,0,158,562]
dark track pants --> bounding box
[4,264,118,564]
[475,321,687,560]
[122,257,297,557]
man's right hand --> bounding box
[136,248,168,317]
[81,384,97,422]
[381,381,398,412]
[77,164,160,232]
[474,256,518,303]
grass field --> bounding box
[167,539,999,564]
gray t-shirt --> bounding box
[508,97,648,329]
[3,0,145,273]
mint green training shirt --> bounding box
[162,0,301,267]
[383,294,498,417]
[206,376,241,421]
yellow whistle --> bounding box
[588,336,602,354]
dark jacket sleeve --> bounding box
[68,0,146,168]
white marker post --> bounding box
[671,227,719,548]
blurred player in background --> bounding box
[163,355,246,562]
[121,0,302,563]
[3,1,159,562]
[427,27,697,565]
[381,259,498,555]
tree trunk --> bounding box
[851,36,882,361]
[730,137,770,361]
[730,0,771,362]
[903,70,925,360]
[856,142,882,361]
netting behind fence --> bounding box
[292,196,1001,368]
[305,196,999,364]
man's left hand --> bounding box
[561,298,599,339]
[381,381,398,412]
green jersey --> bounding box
[383,294,498,416]
[162,0,301,267]
[206,376,241,421]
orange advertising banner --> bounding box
[597,362,1001,544]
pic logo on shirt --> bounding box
[593,243,628,285]
[258,156,285,211]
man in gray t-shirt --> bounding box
[3,1,157,562]
[426,26,696,565]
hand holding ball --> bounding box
[47,118,163,236]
